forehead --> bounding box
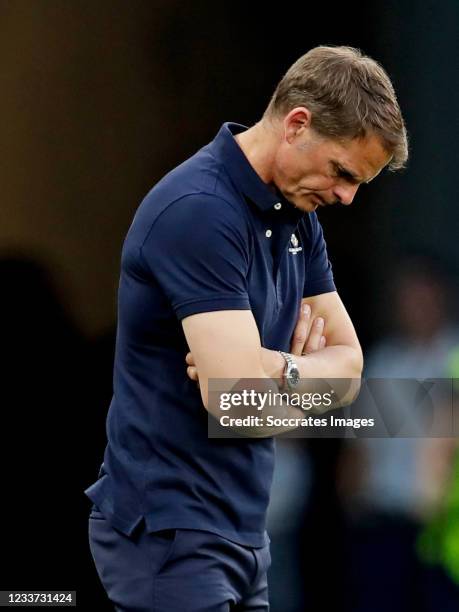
[327,134,391,181]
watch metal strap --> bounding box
[278,350,293,368]
[278,350,293,389]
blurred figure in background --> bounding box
[337,253,459,612]
[266,438,313,612]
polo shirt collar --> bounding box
[211,122,305,220]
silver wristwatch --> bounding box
[278,351,300,390]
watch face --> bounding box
[288,366,300,386]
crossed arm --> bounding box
[182,291,363,437]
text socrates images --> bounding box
[207,378,458,438]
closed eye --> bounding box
[334,164,359,185]
[331,162,365,186]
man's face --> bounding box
[271,125,392,212]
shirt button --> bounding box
[274,202,282,210]
[265,229,272,238]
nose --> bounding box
[333,184,359,206]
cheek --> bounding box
[273,148,303,185]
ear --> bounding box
[284,107,312,143]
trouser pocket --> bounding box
[149,529,180,575]
[88,514,180,610]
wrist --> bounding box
[260,347,286,379]
[278,350,301,390]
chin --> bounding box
[293,191,321,211]
[292,198,317,212]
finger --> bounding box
[303,317,324,354]
[290,304,311,356]
[185,352,195,366]
[187,366,198,381]
[320,335,326,349]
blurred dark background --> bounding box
[0,1,457,610]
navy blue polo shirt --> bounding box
[84,122,335,547]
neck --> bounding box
[234,118,278,186]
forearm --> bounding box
[214,346,362,438]
[210,374,316,438]
[229,395,319,438]
[262,345,363,379]
[260,345,363,411]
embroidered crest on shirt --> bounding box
[289,233,302,255]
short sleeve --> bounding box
[140,193,252,320]
[303,213,336,297]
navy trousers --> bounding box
[88,505,271,611]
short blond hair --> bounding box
[264,45,408,170]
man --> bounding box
[86,45,408,611]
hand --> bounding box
[259,306,326,379]
[289,303,326,356]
